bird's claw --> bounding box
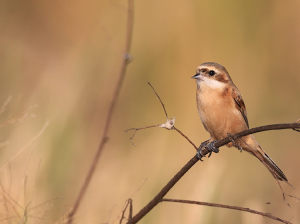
[197,140,219,160]
[207,140,219,157]
[196,149,205,161]
[196,140,209,161]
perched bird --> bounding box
[192,62,287,182]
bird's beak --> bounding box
[191,73,202,80]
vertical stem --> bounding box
[67,1,134,223]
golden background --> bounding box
[0,0,299,223]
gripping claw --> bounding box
[207,140,219,157]
[196,140,209,161]
[197,140,219,160]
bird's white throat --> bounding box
[198,76,226,90]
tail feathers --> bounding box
[241,135,287,182]
[261,152,288,182]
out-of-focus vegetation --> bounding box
[0,0,299,223]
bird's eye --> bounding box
[209,70,216,76]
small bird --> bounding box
[192,62,287,182]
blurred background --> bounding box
[0,0,299,223]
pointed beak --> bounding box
[191,73,202,80]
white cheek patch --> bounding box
[201,76,226,89]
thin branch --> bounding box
[128,178,147,199]
[126,155,198,224]
[119,199,133,224]
[160,199,291,224]
[214,123,300,149]
[173,127,197,150]
[147,82,169,119]
[112,179,147,224]
[126,125,162,146]
[67,0,135,223]
[126,122,300,224]
[127,84,199,149]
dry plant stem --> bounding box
[113,179,147,224]
[126,155,198,224]
[17,138,39,202]
[126,122,300,224]
[126,125,162,146]
[161,199,291,224]
[67,0,135,223]
[148,82,169,118]
[215,123,300,148]
[119,199,133,224]
[126,83,178,145]
[174,127,197,150]
[0,122,49,172]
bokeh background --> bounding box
[0,0,299,223]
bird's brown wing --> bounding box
[232,87,249,128]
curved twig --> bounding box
[126,123,300,224]
[214,123,300,149]
[161,199,292,224]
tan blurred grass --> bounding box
[0,0,300,223]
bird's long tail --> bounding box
[242,135,288,182]
[260,151,287,182]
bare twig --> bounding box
[126,122,300,224]
[126,125,162,146]
[127,83,198,147]
[214,123,300,149]
[173,127,197,150]
[126,155,198,224]
[67,0,135,223]
[17,131,41,203]
[148,82,169,119]
[119,199,133,224]
[112,179,147,224]
[160,199,292,224]
[128,178,147,198]
[125,118,176,146]
[125,84,300,223]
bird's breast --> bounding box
[196,84,247,140]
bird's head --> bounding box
[192,62,232,89]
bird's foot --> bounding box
[207,140,219,157]
[227,133,243,153]
[196,140,209,161]
[196,140,219,161]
